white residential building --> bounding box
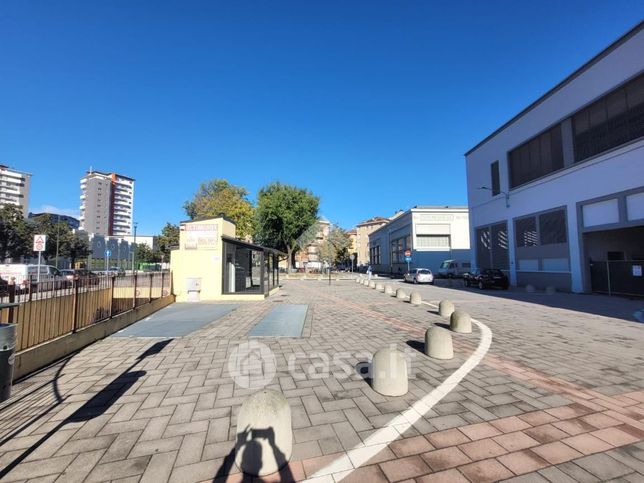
[368,206,471,274]
[465,21,644,293]
[0,164,31,217]
[80,170,135,236]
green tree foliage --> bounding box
[157,223,179,261]
[0,205,32,261]
[318,225,352,265]
[29,214,73,261]
[254,182,320,268]
[184,179,255,239]
[61,233,91,267]
[134,243,161,264]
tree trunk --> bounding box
[287,245,294,270]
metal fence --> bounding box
[589,260,644,297]
[0,272,171,352]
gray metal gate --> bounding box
[590,260,644,297]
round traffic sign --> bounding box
[404,249,412,257]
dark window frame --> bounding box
[491,161,500,196]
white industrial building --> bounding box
[465,21,644,294]
[368,206,471,275]
[0,164,31,217]
[80,170,135,236]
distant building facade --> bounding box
[465,22,644,293]
[354,216,390,266]
[28,212,80,230]
[80,170,135,236]
[369,206,471,274]
[294,219,330,269]
[0,164,31,217]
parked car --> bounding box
[403,268,434,284]
[437,259,472,278]
[108,266,125,276]
[0,264,65,292]
[60,269,100,287]
[464,268,509,289]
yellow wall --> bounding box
[170,217,237,302]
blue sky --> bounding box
[1,1,642,235]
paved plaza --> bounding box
[1,279,643,482]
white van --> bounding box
[0,264,64,290]
[437,260,472,278]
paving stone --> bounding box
[379,455,431,481]
[573,453,633,480]
[460,438,508,461]
[421,446,471,471]
[494,431,540,451]
[498,450,550,475]
[416,468,470,482]
[563,433,614,455]
[459,458,514,482]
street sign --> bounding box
[404,255,412,263]
[33,235,47,252]
[105,250,112,257]
[404,249,411,258]
[350,254,355,261]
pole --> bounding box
[55,214,60,269]
[606,260,612,297]
[37,251,42,285]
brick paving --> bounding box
[0,278,643,482]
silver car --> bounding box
[404,268,434,284]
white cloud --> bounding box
[35,205,81,218]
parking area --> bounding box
[0,279,643,482]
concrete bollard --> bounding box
[371,347,408,396]
[545,285,556,295]
[450,310,472,334]
[376,282,385,292]
[425,327,454,360]
[438,300,455,317]
[369,280,376,288]
[396,288,408,300]
[410,291,422,305]
[235,389,292,476]
[526,284,536,293]
[384,284,394,295]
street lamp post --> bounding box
[478,186,510,208]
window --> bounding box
[416,235,450,248]
[508,124,564,188]
[539,209,567,245]
[476,222,509,270]
[370,245,381,264]
[491,161,500,196]
[515,217,538,247]
[573,72,644,161]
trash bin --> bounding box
[0,322,17,402]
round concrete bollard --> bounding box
[384,284,394,295]
[425,327,454,360]
[526,284,536,293]
[438,300,455,317]
[371,347,408,396]
[376,282,385,292]
[545,285,556,295]
[369,280,376,288]
[450,310,472,334]
[235,389,292,477]
[410,291,422,305]
[396,288,408,300]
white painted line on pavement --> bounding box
[306,301,493,481]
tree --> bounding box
[254,182,320,269]
[184,179,255,239]
[0,204,32,261]
[318,225,352,265]
[134,243,161,264]
[29,214,73,263]
[61,233,91,267]
[157,223,179,262]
